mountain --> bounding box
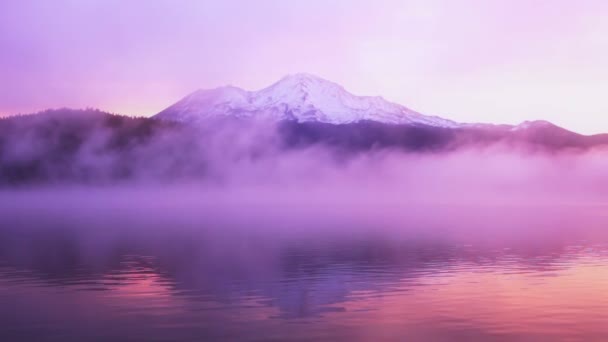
[155,73,460,127]
[155,73,608,149]
[1,76,607,185]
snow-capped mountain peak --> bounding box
[155,74,462,127]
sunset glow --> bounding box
[2,2,608,341]
[1,0,607,133]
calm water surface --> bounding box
[1,198,608,341]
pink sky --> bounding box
[1,0,607,134]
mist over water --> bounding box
[2,112,608,186]
[2,118,608,340]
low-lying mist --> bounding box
[1,110,608,248]
[1,110,608,193]
[1,131,608,235]
[2,113,608,305]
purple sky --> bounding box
[1,0,607,134]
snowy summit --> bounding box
[154,73,461,127]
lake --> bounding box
[1,188,607,341]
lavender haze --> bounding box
[1,0,607,133]
[3,3,608,341]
